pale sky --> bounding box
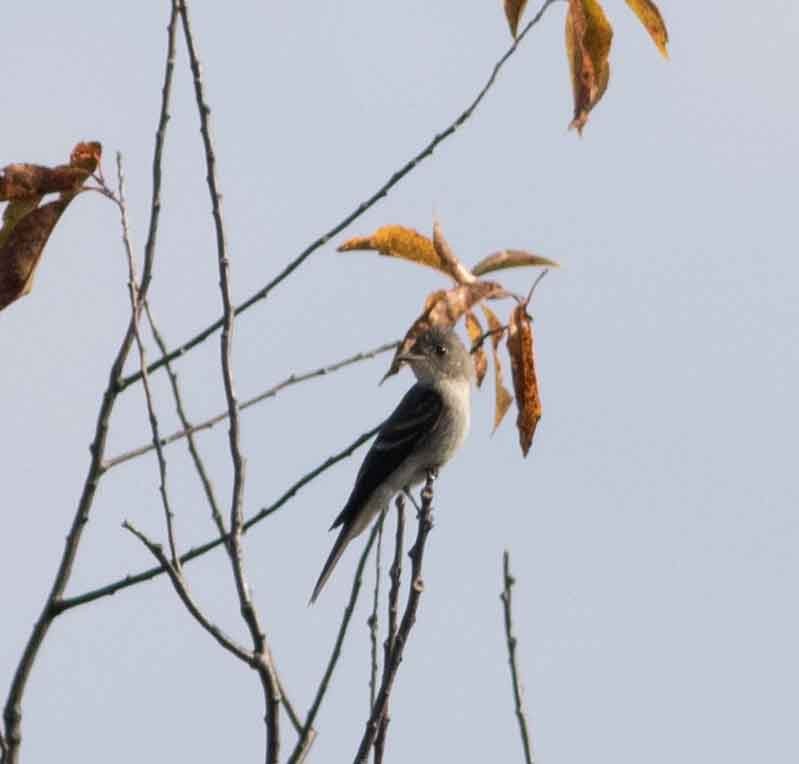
[2,1,797,762]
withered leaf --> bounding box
[384,281,505,380]
[481,304,513,432]
[464,310,488,387]
[0,200,67,310]
[506,303,542,457]
[625,0,669,58]
[492,350,514,433]
[566,0,613,134]
[472,249,559,277]
[338,225,450,277]
[504,0,529,39]
[0,141,101,311]
[432,220,476,284]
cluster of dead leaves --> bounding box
[0,142,101,311]
[339,222,555,457]
[504,0,669,133]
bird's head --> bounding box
[398,326,472,385]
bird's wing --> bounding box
[330,383,444,530]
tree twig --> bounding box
[287,522,382,764]
[114,153,179,564]
[353,470,437,763]
[373,494,406,764]
[105,341,397,470]
[178,1,281,761]
[0,8,178,762]
[368,512,386,711]
[57,423,381,613]
[143,301,227,538]
[117,0,559,391]
[501,550,535,764]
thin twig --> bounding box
[124,521,252,663]
[0,8,178,762]
[373,494,406,764]
[368,512,386,711]
[57,423,381,613]
[287,522,382,764]
[144,301,227,536]
[117,0,559,391]
[501,550,535,764]
[177,4,280,761]
[524,268,550,307]
[114,154,179,564]
[353,471,437,763]
[105,341,397,470]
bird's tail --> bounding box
[309,524,353,604]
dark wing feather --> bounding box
[330,384,443,530]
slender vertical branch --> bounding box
[368,512,386,711]
[143,300,226,537]
[0,8,178,762]
[287,522,382,764]
[373,494,406,764]
[501,550,535,764]
[353,471,437,763]
[177,2,280,760]
[115,154,179,563]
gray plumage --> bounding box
[310,327,472,603]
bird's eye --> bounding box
[434,343,447,357]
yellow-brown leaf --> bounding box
[625,0,669,58]
[472,249,559,277]
[384,281,506,379]
[464,310,488,387]
[432,220,476,284]
[0,200,67,310]
[566,0,613,134]
[506,303,542,456]
[504,0,529,39]
[338,225,449,276]
[491,339,513,433]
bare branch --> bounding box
[373,494,406,764]
[124,521,252,663]
[353,470,437,763]
[105,341,397,470]
[114,154,179,563]
[143,301,227,537]
[177,2,280,760]
[501,550,535,764]
[288,521,382,764]
[0,8,178,761]
[368,511,386,711]
[58,423,381,613]
[117,0,559,391]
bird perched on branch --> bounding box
[310,327,472,603]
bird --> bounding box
[310,326,473,604]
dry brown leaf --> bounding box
[338,225,450,277]
[480,304,513,431]
[504,0,529,39]
[464,310,488,387]
[384,281,505,380]
[432,220,477,284]
[566,0,613,134]
[472,249,559,277]
[0,200,67,310]
[0,141,101,311]
[625,0,669,58]
[506,303,542,457]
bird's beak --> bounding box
[397,351,425,365]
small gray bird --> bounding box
[310,327,472,603]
